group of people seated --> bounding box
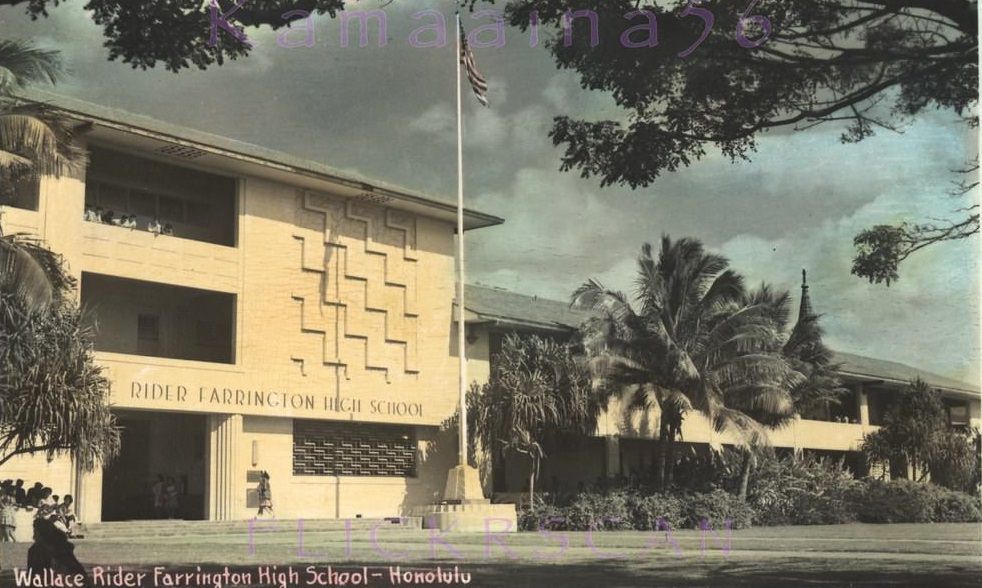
[83,206,174,236]
[3,480,90,586]
[833,415,860,424]
[0,479,78,542]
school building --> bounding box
[1,94,978,524]
[0,93,501,524]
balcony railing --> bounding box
[81,219,239,292]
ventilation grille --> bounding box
[351,191,391,205]
[293,420,416,477]
[157,144,207,159]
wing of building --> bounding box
[461,284,981,493]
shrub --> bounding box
[932,488,982,522]
[628,493,686,531]
[849,479,939,523]
[929,429,982,494]
[749,455,859,526]
[565,490,633,531]
[683,489,755,530]
[516,494,567,531]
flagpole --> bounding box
[454,8,468,469]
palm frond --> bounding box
[0,40,62,95]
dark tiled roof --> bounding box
[462,285,978,397]
[833,351,978,396]
[463,284,593,332]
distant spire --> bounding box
[798,268,813,321]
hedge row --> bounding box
[519,489,755,532]
[849,479,982,524]
[518,479,981,531]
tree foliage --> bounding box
[498,0,978,282]
[0,39,117,470]
[0,236,119,471]
[0,39,87,185]
[851,160,980,285]
[573,236,803,491]
[498,0,976,186]
[0,0,345,72]
[0,289,120,470]
[861,378,978,490]
[473,333,596,503]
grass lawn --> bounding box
[1,522,979,587]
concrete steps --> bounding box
[79,517,422,539]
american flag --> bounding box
[459,30,488,107]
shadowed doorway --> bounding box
[101,410,207,521]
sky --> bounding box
[1,0,978,385]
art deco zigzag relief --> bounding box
[292,191,420,381]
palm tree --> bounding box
[573,236,799,490]
[723,279,845,500]
[0,39,85,183]
[0,39,87,310]
[0,40,117,471]
[474,334,596,504]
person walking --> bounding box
[1,488,17,542]
[257,471,273,517]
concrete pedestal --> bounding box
[415,465,517,532]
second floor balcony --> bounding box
[82,272,237,365]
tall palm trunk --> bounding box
[528,455,538,506]
[738,449,752,501]
[664,435,676,489]
[655,421,670,490]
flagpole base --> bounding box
[442,464,485,503]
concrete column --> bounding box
[856,384,870,426]
[74,464,103,524]
[206,413,243,520]
[969,399,981,431]
[604,436,621,478]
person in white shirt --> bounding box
[149,218,162,234]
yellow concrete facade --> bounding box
[0,108,490,524]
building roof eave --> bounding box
[23,90,504,230]
[838,370,980,399]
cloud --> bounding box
[2,2,975,383]
[408,104,453,135]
